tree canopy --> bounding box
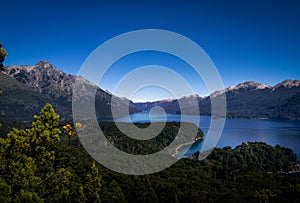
[0,42,7,69]
[0,104,299,202]
[0,104,102,202]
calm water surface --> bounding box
[112,112,300,159]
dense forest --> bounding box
[0,104,299,202]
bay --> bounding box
[110,112,300,159]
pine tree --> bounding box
[0,104,61,201]
[0,42,7,70]
[83,161,102,202]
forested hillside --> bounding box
[0,104,299,202]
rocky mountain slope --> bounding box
[1,61,299,120]
[0,72,52,120]
[0,61,140,121]
[137,80,300,120]
[212,80,300,119]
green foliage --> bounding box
[0,42,7,69]
[0,107,300,202]
[99,121,202,155]
[0,72,56,121]
[0,104,102,202]
[255,189,276,203]
[101,180,127,203]
[152,181,179,203]
[83,161,102,202]
[14,189,43,203]
[0,178,12,202]
[132,176,158,203]
[49,168,73,202]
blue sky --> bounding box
[1,0,300,101]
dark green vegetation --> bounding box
[0,42,8,97]
[0,72,52,120]
[0,104,103,202]
[0,42,7,69]
[99,122,203,155]
[0,104,299,202]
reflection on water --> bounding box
[109,112,300,159]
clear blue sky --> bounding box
[1,0,300,101]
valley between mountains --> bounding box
[1,61,300,121]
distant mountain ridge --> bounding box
[143,80,300,120]
[1,61,299,120]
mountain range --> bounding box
[0,61,300,121]
[137,80,300,120]
[0,61,140,121]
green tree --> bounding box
[49,168,74,202]
[0,42,7,119]
[83,161,102,202]
[153,181,179,203]
[101,180,127,203]
[0,42,7,70]
[133,177,158,203]
[31,103,61,177]
[255,189,276,203]
[0,104,62,201]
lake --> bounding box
[111,112,300,159]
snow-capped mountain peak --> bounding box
[273,80,300,90]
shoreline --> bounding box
[172,138,204,158]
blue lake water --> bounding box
[112,112,300,159]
